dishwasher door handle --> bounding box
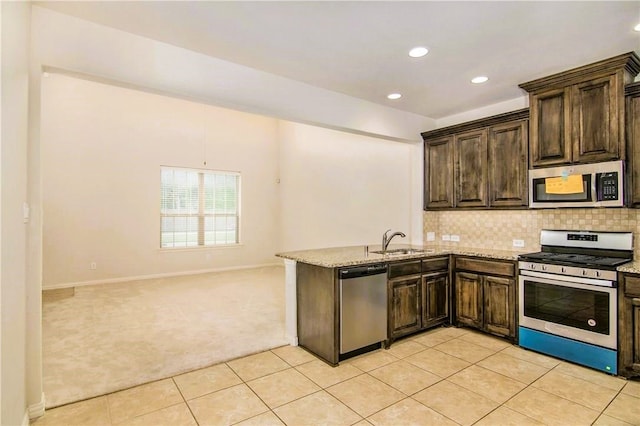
[339,264,387,279]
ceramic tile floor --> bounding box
[32,327,640,426]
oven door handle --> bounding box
[519,269,615,288]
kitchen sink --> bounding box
[371,248,425,256]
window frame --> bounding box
[160,166,241,249]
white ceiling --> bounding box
[35,1,640,119]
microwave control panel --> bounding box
[596,172,619,201]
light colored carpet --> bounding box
[42,265,287,408]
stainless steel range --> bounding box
[518,229,633,374]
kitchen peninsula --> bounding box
[276,245,521,365]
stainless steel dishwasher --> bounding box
[339,263,388,354]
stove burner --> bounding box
[519,230,634,272]
[518,251,631,269]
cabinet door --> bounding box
[488,120,529,207]
[422,272,449,328]
[627,85,640,207]
[633,299,640,369]
[530,88,572,167]
[619,275,640,377]
[455,129,488,207]
[389,276,422,337]
[455,272,482,328]
[572,74,620,163]
[483,275,515,338]
[424,136,454,209]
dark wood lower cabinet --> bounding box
[388,257,450,344]
[455,271,482,329]
[296,262,339,365]
[295,255,516,365]
[483,275,515,337]
[454,257,516,340]
[389,275,422,337]
[619,273,640,378]
[422,272,449,328]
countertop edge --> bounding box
[617,263,640,274]
[275,245,523,268]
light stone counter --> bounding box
[276,244,523,268]
[616,261,640,274]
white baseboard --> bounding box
[285,334,299,346]
[42,262,283,290]
[28,392,45,420]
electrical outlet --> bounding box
[451,235,460,242]
[513,239,525,248]
[23,202,30,224]
[442,234,451,241]
[426,232,435,242]
[90,262,97,270]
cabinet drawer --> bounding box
[624,275,640,298]
[423,257,449,272]
[455,257,514,277]
[388,261,422,279]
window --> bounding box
[160,166,240,248]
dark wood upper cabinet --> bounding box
[423,109,529,210]
[488,120,528,207]
[455,129,488,208]
[529,88,571,166]
[424,136,454,209]
[626,83,640,207]
[520,52,640,168]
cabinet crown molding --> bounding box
[626,81,640,97]
[421,108,528,140]
[519,51,640,93]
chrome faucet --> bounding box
[382,229,406,251]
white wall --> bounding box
[42,73,420,286]
[278,121,416,251]
[1,1,30,425]
[31,6,434,143]
[435,96,528,128]
[41,73,281,288]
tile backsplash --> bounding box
[424,208,640,257]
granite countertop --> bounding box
[616,261,640,274]
[277,243,640,275]
[276,244,524,268]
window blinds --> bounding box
[160,167,240,248]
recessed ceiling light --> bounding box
[634,23,640,32]
[387,93,402,100]
[409,47,429,58]
[471,76,489,84]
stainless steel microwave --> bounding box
[529,160,624,208]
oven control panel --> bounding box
[567,233,597,242]
[518,261,617,284]
[596,172,619,201]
